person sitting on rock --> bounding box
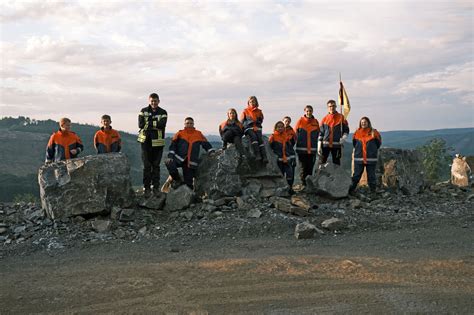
[240,96,268,163]
[94,114,121,154]
[318,100,349,165]
[269,121,296,195]
[349,116,382,194]
[294,105,320,187]
[283,116,297,186]
[45,117,84,163]
[165,117,215,189]
[219,108,245,156]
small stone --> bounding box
[291,196,311,210]
[350,199,362,209]
[321,218,346,230]
[119,209,135,222]
[295,222,316,239]
[13,225,26,234]
[247,209,262,218]
[91,220,111,233]
[0,227,7,234]
[138,226,147,235]
[111,207,121,220]
[270,196,292,213]
[210,211,224,218]
[466,194,474,202]
[181,211,194,220]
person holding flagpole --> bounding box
[318,99,349,165]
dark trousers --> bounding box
[245,129,266,159]
[277,161,294,187]
[222,131,244,154]
[141,144,164,189]
[319,147,342,165]
[352,163,377,190]
[165,158,195,188]
[297,153,317,185]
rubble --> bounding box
[321,218,346,230]
[295,222,317,239]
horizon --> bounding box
[1,1,473,134]
[2,115,472,137]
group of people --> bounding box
[45,92,382,197]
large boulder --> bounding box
[164,184,195,211]
[378,148,425,194]
[38,153,135,219]
[306,163,352,199]
[195,139,289,199]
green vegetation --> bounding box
[417,138,453,183]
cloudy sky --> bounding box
[1,0,473,135]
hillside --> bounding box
[0,116,472,201]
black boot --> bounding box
[260,146,268,163]
[252,143,262,161]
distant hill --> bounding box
[0,116,472,201]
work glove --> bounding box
[340,134,348,145]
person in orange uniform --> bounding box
[282,116,297,185]
[318,100,349,165]
[350,117,382,194]
[294,105,320,186]
[165,117,215,189]
[45,117,84,163]
[240,96,267,163]
[94,114,121,154]
[269,121,296,194]
[219,108,245,156]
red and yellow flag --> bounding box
[339,81,351,119]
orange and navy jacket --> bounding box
[294,116,320,154]
[319,112,349,148]
[352,128,382,165]
[285,126,297,143]
[219,119,244,137]
[94,127,121,154]
[168,127,214,169]
[45,129,84,162]
[269,130,296,164]
[240,106,264,133]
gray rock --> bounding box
[164,185,195,211]
[321,218,346,230]
[139,192,166,210]
[270,196,292,213]
[236,197,251,210]
[306,163,352,199]
[195,141,288,199]
[110,207,121,220]
[119,208,135,222]
[13,225,26,234]
[378,148,425,194]
[295,222,317,239]
[247,208,262,218]
[91,220,111,233]
[181,211,194,220]
[38,153,135,219]
[0,227,8,234]
[138,226,147,235]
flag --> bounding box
[339,81,351,119]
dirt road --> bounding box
[1,224,473,313]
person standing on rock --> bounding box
[294,105,320,186]
[240,96,268,163]
[165,117,215,189]
[45,117,84,163]
[349,116,382,194]
[318,100,349,165]
[94,114,121,154]
[137,93,168,197]
[219,108,245,157]
[270,121,296,194]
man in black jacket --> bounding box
[137,93,167,197]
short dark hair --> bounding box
[101,114,111,120]
[184,117,194,122]
[282,116,291,122]
[274,121,284,131]
[304,105,313,111]
[149,93,159,100]
[327,100,336,106]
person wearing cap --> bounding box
[137,93,168,197]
